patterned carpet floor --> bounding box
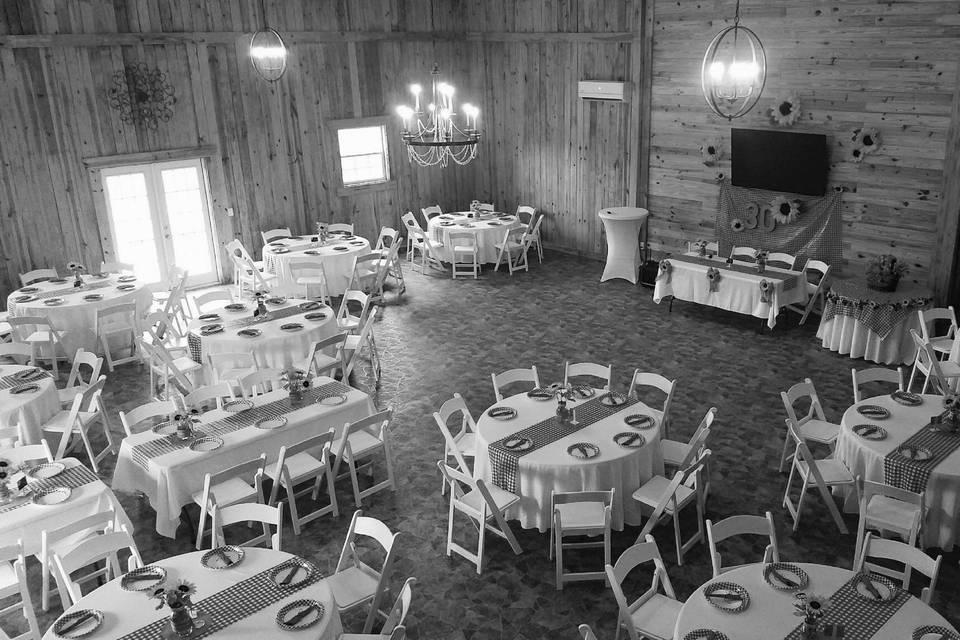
[17,250,960,639]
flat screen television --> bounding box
[731,128,828,196]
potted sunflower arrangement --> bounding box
[151,580,198,637]
[865,254,907,292]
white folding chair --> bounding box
[632,450,711,565]
[564,361,612,390]
[348,253,384,294]
[918,306,957,359]
[207,352,259,395]
[264,429,338,535]
[98,261,134,274]
[212,502,283,551]
[138,338,201,400]
[420,205,443,227]
[527,214,544,263]
[909,329,960,393]
[477,202,495,213]
[19,268,58,286]
[550,489,614,590]
[493,227,531,275]
[660,407,716,471]
[51,525,142,607]
[0,343,33,365]
[0,541,41,640]
[449,232,479,279]
[605,535,682,640]
[343,308,381,382]
[339,576,416,640]
[437,462,522,575]
[785,259,831,325]
[400,212,423,260]
[224,240,266,298]
[6,316,69,379]
[326,510,401,633]
[95,302,139,371]
[729,246,757,262]
[192,290,234,316]
[782,419,855,534]
[626,370,677,437]
[328,223,354,234]
[158,267,191,332]
[6,440,54,465]
[779,378,840,472]
[407,227,443,273]
[374,227,400,259]
[516,205,537,229]
[289,258,332,306]
[578,624,598,640]
[337,290,371,334]
[39,510,119,611]
[854,476,924,581]
[183,382,234,412]
[855,532,941,604]
[433,393,477,493]
[118,399,177,437]
[332,410,396,507]
[238,368,283,398]
[57,349,103,407]
[234,255,279,297]
[42,376,115,473]
[261,227,292,244]
[193,457,265,550]
[302,334,348,379]
[706,511,779,577]
[491,365,541,401]
[852,366,905,403]
[766,252,797,270]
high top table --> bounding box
[597,207,649,284]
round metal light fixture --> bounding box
[250,28,287,82]
[701,1,766,120]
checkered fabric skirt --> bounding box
[884,416,960,493]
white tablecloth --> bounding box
[653,253,808,329]
[6,274,153,354]
[186,299,338,379]
[674,562,956,640]
[43,548,342,640]
[473,389,665,532]
[837,393,960,551]
[817,313,922,365]
[426,212,522,264]
[112,379,375,537]
[0,364,60,444]
[261,235,371,297]
[0,456,132,556]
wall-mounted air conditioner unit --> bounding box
[578,81,630,102]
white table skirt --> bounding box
[674,562,956,640]
[817,310,922,365]
[261,235,371,297]
[653,253,807,329]
[7,274,153,354]
[474,389,665,532]
[112,380,375,538]
[43,548,342,640]
[426,212,522,264]
[0,364,60,444]
[0,456,132,556]
[837,393,960,551]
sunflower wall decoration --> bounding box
[700,138,723,166]
[769,196,800,225]
[106,63,176,130]
[850,126,881,163]
[769,95,801,127]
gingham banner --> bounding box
[18,279,118,301]
[118,557,323,640]
[716,182,842,270]
[669,254,800,291]
[821,279,933,340]
[186,304,324,363]
[783,572,909,640]
[130,381,353,468]
[0,369,52,390]
[883,415,960,493]
[489,392,639,494]
[0,465,100,514]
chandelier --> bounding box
[395,64,480,167]
[700,0,766,119]
[250,0,287,82]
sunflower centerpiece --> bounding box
[151,580,198,637]
[793,592,831,639]
[252,290,269,318]
[942,392,960,433]
[281,368,313,403]
[66,261,85,288]
[865,254,907,292]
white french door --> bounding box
[101,158,219,288]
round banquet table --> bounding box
[473,388,665,532]
[426,212,523,264]
[43,548,342,640]
[185,299,338,381]
[837,393,960,551]
[260,234,371,297]
[673,562,957,640]
[6,273,152,355]
[816,279,932,365]
[0,364,59,444]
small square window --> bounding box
[337,125,389,187]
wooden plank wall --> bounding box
[646,0,960,284]
[0,0,640,299]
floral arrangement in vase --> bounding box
[693,240,709,257]
[315,221,329,243]
[865,254,908,292]
[281,368,313,402]
[941,392,960,433]
[66,261,85,287]
[252,290,269,318]
[793,592,831,639]
[755,250,769,273]
[151,580,198,637]
[172,407,200,441]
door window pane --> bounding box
[104,173,162,283]
[161,167,214,277]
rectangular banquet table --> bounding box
[653,252,807,329]
[112,378,375,538]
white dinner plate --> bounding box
[33,486,72,505]
[319,394,347,406]
[25,462,65,480]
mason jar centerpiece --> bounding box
[67,261,86,288]
[252,290,269,319]
[281,368,313,404]
[151,580,198,638]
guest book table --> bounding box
[427,212,522,264]
[597,207,649,284]
[817,279,932,365]
[44,549,342,640]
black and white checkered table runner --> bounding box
[130,381,353,469]
[488,393,639,494]
[186,304,321,363]
[783,573,910,640]
[0,465,100,515]
[0,369,53,391]
[118,557,323,640]
[22,279,117,301]
[670,254,800,292]
[883,416,960,493]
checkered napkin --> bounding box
[783,573,909,640]
[489,394,638,494]
[130,381,353,468]
[883,417,960,493]
[29,279,116,300]
[187,305,318,363]
[670,254,800,292]
[0,369,52,391]
[0,465,100,515]
[821,280,933,340]
[118,557,323,640]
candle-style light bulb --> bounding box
[410,84,422,112]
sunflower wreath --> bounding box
[769,196,800,225]
[850,126,881,163]
[770,95,801,127]
[700,139,723,166]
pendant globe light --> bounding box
[250,0,287,82]
[701,0,766,120]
